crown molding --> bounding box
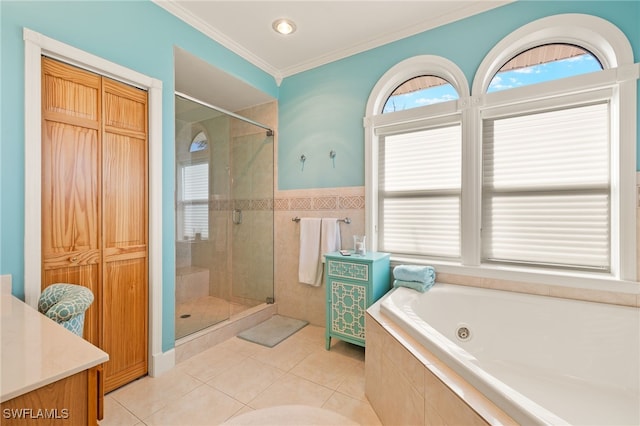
[154,0,510,82]
[278,1,512,78]
[152,0,283,82]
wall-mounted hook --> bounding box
[300,154,306,171]
[329,150,336,168]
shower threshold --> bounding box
[174,301,277,363]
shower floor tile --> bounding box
[176,296,253,339]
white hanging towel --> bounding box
[320,218,341,264]
[298,218,323,286]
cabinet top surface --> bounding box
[325,251,390,262]
[1,294,109,403]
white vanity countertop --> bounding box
[1,294,108,402]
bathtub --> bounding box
[377,283,640,425]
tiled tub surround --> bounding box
[366,285,640,426]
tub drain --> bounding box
[456,325,471,342]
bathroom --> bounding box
[2,1,639,425]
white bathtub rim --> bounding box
[378,286,570,426]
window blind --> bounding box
[379,125,461,258]
[181,162,209,239]
[182,162,208,201]
[183,204,209,239]
[482,102,610,270]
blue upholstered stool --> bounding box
[38,284,94,336]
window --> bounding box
[189,131,208,152]
[481,44,610,272]
[378,124,462,258]
[365,14,637,283]
[482,101,610,271]
[180,161,209,239]
[383,75,458,113]
[366,56,468,261]
[487,44,602,93]
[178,129,210,240]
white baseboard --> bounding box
[150,348,175,377]
[1,275,12,294]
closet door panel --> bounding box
[42,59,100,121]
[42,121,100,256]
[41,57,102,348]
[103,86,146,134]
[102,258,148,392]
[103,133,147,252]
[101,77,148,392]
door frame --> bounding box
[23,28,171,376]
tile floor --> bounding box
[100,325,382,425]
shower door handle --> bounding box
[232,209,242,225]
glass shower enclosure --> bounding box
[174,93,274,340]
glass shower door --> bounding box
[174,94,274,340]
[230,119,274,311]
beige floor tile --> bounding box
[216,336,271,358]
[336,362,366,401]
[143,384,245,425]
[109,369,203,420]
[227,405,254,420]
[290,349,360,390]
[322,392,383,426]
[222,405,359,425]
[176,345,247,382]
[107,326,373,426]
[249,335,317,371]
[291,324,326,345]
[247,373,334,410]
[99,395,141,426]
[208,357,286,404]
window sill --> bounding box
[389,255,640,297]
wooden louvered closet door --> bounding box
[41,57,148,393]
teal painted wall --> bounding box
[1,0,638,353]
[0,0,278,352]
[278,0,640,189]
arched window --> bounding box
[382,75,458,113]
[189,131,208,152]
[365,14,637,284]
[488,44,602,92]
[473,14,637,278]
[364,56,468,260]
[176,116,211,241]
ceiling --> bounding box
[163,1,510,114]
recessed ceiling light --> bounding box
[272,18,296,35]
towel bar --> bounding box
[292,217,351,224]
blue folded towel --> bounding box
[393,265,436,284]
[393,279,434,293]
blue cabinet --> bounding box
[325,251,390,350]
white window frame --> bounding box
[365,15,639,292]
